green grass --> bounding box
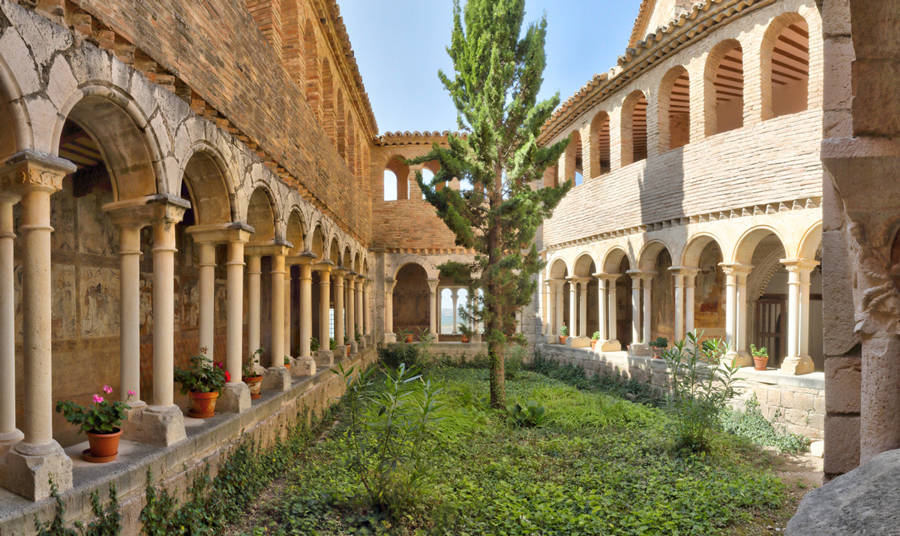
[238,366,791,535]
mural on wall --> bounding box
[694,243,724,336]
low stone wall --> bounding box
[427,341,488,362]
[0,348,378,535]
[536,343,825,440]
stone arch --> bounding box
[181,146,234,225]
[561,129,583,185]
[621,90,648,165]
[303,19,320,116]
[384,154,409,200]
[246,186,278,244]
[342,245,352,270]
[602,247,633,274]
[797,221,822,260]
[285,208,306,255]
[321,58,335,144]
[732,225,788,264]
[354,251,362,273]
[392,262,430,336]
[0,54,31,161]
[548,257,569,279]
[658,65,690,151]
[685,234,726,338]
[682,233,725,267]
[639,241,675,342]
[638,240,672,272]
[54,86,165,201]
[590,111,611,176]
[573,253,597,277]
[704,39,744,135]
[601,246,634,347]
[761,12,810,120]
[328,235,340,265]
[310,222,325,259]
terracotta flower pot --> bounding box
[85,429,122,462]
[753,355,769,371]
[345,344,351,355]
[461,336,469,343]
[284,362,291,370]
[245,375,263,399]
[188,391,219,418]
[591,339,598,350]
[651,346,664,359]
[405,334,413,343]
[558,336,568,345]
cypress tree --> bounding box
[410,0,570,407]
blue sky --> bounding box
[339,0,641,134]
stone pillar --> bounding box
[672,270,685,341]
[221,230,251,412]
[578,279,588,337]
[264,246,291,391]
[0,193,22,451]
[554,280,564,336]
[284,262,292,360]
[540,280,549,335]
[607,277,618,343]
[721,264,752,366]
[593,273,621,352]
[383,277,395,342]
[356,275,364,343]
[780,259,817,375]
[316,264,334,364]
[197,241,216,360]
[684,269,697,334]
[0,153,74,500]
[641,274,652,345]
[247,254,262,356]
[427,278,439,337]
[669,267,698,341]
[292,257,316,376]
[629,272,643,346]
[736,268,750,360]
[451,288,459,334]
[346,276,357,354]
[333,270,345,357]
[545,281,555,337]
[567,278,578,337]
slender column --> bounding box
[284,263,292,358]
[554,280,564,335]
[629,272,642,345]
[333,270,345,352]
[197,242,216,360]
[545,281,555,335]
[427,278,439,336]
[607,277,618,341]
[672,271,685,341]
[117,224,143,402]
[220,231,251,413]
[780,259,817,374]
[299,262,313,358]
[720,263,752,366]
[578,279,588,337]
[366,279,373,336]
[347,277,356,343]
[384,277,394,336]
[0,194,22,448]
[151,212,183,407]
[247,254,262,354]
[541,280,549,334]
[0,153,75,500]
[270,251,286,367]
[567,279,578,337]
[355,276,363,337]
[593,274,609,340]
[735,269,750,358]
[642,274,652,345]
[318,265,333,358]
[451,289,459,334]
[684,270,697,334]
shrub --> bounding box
[379,342,423,369]
[662,331,739,452]
[721,396,810,454]
[504,344,526,380]
[506,400,546,427]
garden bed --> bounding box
[229,363,807,535]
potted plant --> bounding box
[284,355,292,370]
[751,344,769,370]
[329,337,337,351]
[558,325,568,345]
[649,337,668,358]
[243,348,264,399]
[310,337,320,353]
[459,324,473,343]
[344,336,351,356]
[175,350,227,418]
[56,385,132,462]
[397,328,413,343]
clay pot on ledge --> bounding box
[245,376,263,399]
[405,334,414,343]
[753,355,769,371]
[85,429,122,463]
[651,346,665,359]
[460,335,469,343]
[188,391,219,418]
[591,339,598,350]
[345,344,351,356]
[558,336,568,345]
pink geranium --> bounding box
[102,384,113,394]
[92,394,104,403]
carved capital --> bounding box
[0,151,75,194]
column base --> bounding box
[780,355,815,375]
[315,349,334,367]
[598,339,622,352]
[219,382,251,413]
[263,366,292,392]
[292,356,317,377]
[1,440,73,500]
[124,404,187,446]
[726,350,753,368]
[0,429,24,456]
[568,336,591,348]
[333,346,346,360]
[349,341,358,355]
[383,332,397,343]
[629,343,651,356]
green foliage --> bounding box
[559,324,568,336]
[35,480,120,536]
[310,337,320,352]
[721,396,810,454]
[409,0,571,408]
[591,330,601,341]
[329,337,337,351]
[242,348,263,378]
[504,343,525,380]
[379,342,424,370]
[662,331,739,452]
[506,399,545,427]
[458,323,474,339]
[332,362,445,518]
[55,387,130,434]
[174,354,226,394]
[751,344,769,357]
[649,337,669,348]
[529,352,663,407]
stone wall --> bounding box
[537,343,825,440]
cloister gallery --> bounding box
[0,0,897,533]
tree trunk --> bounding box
[488,164,506,408]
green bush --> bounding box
[506,399,546,427]
[378,342,423,369]
[721,396,810,454]
[662,331,739,452]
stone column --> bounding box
[0,152,74,500]
[333,270,345,357]
[671,269,685,341]
[554,280,564,336]
[540,280,549,335]
[0,193,22,452]
[451,288,459,334]
[642,274,653,345]
[294,259,316,376]
[721,264,752,366]
[263,245,291,391]
[197,241,216,360]
[427,278,440,337]
[356,275,364,345]
[316,263,334,365]
[578,279,588,337]
[365,278,373,337]
[780,259,817,375]
[284,262,292,361]
[246,254,262,356]
[346,276,357,354]
[221,229,251,412]
[684,269,697,334]
[607,277,618,343]
[567,278,578,337]
[628,272,643,346]
[592,273,621,352]
[383,277,396,342]
[735,268,750,360]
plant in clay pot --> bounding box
[56,385,132,462]
[649,337,669,358]
[310,337,320,353]
[397,328,413,343]
[174,349,227,418]
[591,331,601,350]
[459,324,473,343]
[284,355,292,370]
[751,344,769,371]
[344,336,351,356]
[558,325,568,345]
[243,348,264,399]
[329,337,337,351]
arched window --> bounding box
[383,169,398,201]
[590,112,610,176]
[659,66,690,151]
[384,156,408,200]
[621,90,648,165]
[562,130,583,185]
[763,15,809,119]
[705,40,744,135]
[420,168,434,199]
[303,20,320,116]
